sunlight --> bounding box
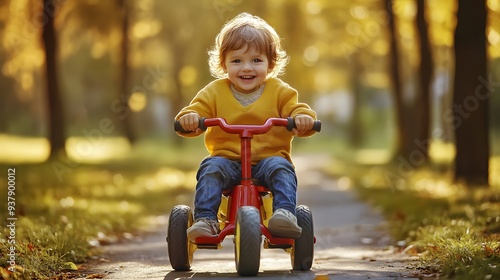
[488,0,500,12]
[132,19,162,39]
[128,91,147,112]
[350,5,368,20]
[306,0,322,15]
[413,178,456,197]
[0,134,132,167]
[355,149,392,165]
[0,134,49,163]
[66,136,131,163]
[303,45,319,65]
[155,167,187,188]
[429,140,455,164]
[179,65,198,87]
[488,28,500,45]
[427,0,456,47]
[491,156,500,188]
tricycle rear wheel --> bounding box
[234,206,261,276]
[167,205,195,271]
[291,205,314,270]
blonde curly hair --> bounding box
[208,13,289,79]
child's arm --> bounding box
[175,89,213,137]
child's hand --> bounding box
[292,115,315,135]
[179,113,202,133]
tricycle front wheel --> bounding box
[167,205,196,271]
[234,206,261,276]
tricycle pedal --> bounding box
[196,243,221,250]
[263,238,292,249]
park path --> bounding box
[81,154,420,280]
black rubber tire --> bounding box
[291,205,314,270]
[167,205,195,271]
[234,206,261,276]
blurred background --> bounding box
[0,0,499,170]
[1,0,499,174]
[0,0,500,277]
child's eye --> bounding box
[232,59,241,63]
[253,59,262,63]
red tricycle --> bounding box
[167,117,321,276]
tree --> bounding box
[117,0,137,144]
[416,0,432,161]
[42,0,66,159]
[387,0,432,167]
[452,0,489,186]
[385,0,406,159]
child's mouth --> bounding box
[240,75,255,80]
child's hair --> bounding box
[208,13,289,79]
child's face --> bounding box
[223,47,270,93]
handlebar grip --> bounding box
[174,117,207,133]
[286,117,322,132]
[313,120,322,132]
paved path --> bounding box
[84,155,419,280]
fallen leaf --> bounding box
[62,262,78,271]
[87,273,107,279]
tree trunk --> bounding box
[452,0,489,186]
[386,0,406,159]
[42,0,66,159]
[118,0,137,144]
[350,52,363,148]
[416,0,432,160]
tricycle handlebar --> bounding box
[174,117,321,135]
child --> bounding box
[175,13,317,242]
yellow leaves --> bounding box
[306,0,322,15]
[427,0,456,47]
[131,19,162,39]
[303,45,319,66]
[85,273,107,279]
[488,0,500,12]
[128,91,147,112]
[62,262,78,271]
[488,28,500,45]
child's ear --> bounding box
[268,62,275,73]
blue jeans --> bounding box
[193,156,298,221]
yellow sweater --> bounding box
[175,78,317,164]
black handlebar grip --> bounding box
[199,117,207,131]
[312,120,322,132]
[174,120,188,133]
[286,117,322,132]
[174,117,207,133]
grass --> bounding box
[325,145,500,279]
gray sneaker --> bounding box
[268,209,302,238]
[187,218,220,242]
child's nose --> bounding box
[242,62,252,70]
